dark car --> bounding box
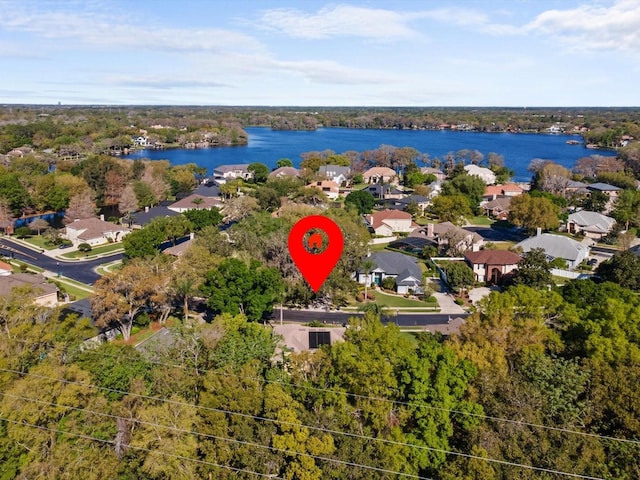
[587,258,597,266]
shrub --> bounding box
[78,243,92,253]
[381,277,396,291]
[454,298,465,305]
[14,226,32,238]
[135,312,151,328]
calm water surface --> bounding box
[124,127,616,182]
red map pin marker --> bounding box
[288,215,344,293]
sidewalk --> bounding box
[3,236,123,262]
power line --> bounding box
[75,342,640,448]
[0,366,608,480]
[0,391,434,480]
[0,416,283,479]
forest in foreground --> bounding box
[1,278,639,479]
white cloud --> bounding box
[256,4,422,41]
[524,0,640,54]
[0,0,263,54]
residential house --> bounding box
[388,236,438,256]
[482,183,524,201]
[273,324,346,356]
[516,232,589,269]
[0,261,12,276]
[420,167,446,182]
[0,272,58,307]
[268,166,301,179]
[364,209,415,237]
[163,236,195,257]
[393,195,431,215]
[64,217,130,247]
[130,204,180,229]
[366,183,404,200]
[419,222,483,254]
[567,210,616,240]
[318,165,350,185]
[192,181,222,198]
[167,194,223,213]
[586,182,622,213]
[362,166,397,184]
[307,180,341,200]
[464,249,521,284]
[213,164,253,184]
[356,251,423,294]
[564,180,590,195]
[464,165,496,185]
[481,197,513,221]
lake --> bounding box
[124,127,617,182]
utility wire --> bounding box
[74,342,640,447]
[0,416,284,479]
[0,366,609,480]
[0,391,434,480]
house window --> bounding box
[309,331,331,349]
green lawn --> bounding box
[17,235,57,250]
[468,215,495,226]
[372,291,438,308]
[61,242,123,259]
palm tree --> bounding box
[360,258,376,303]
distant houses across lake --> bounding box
[124,127,617,183]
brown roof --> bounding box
[363,166,396,177]
[484,183,524,197]
[465,249,521,265]
[169,194,222,210]
[65,217,127,240]
[366,209,412,229]
[269,166,300,178]
[163,239,194,257]
[0,273,58,299]
[483,197,512,211]
[307,180,340,192]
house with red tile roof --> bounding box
[464,249,521,284]
[483,183,524,201]
[306,180,341,199]
[364,209,415,236]
[0,260,12,276]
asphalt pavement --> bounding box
[0,238,123,285]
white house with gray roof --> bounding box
[567,210,616,239]
[356,251,422,294]
[318,165,350,185]
[516,232,589,269]
[213,164,253,183]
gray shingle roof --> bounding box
[363,251,422,283]
[586,182,621,192]
[568,210,615,233]
[516,233,588,262]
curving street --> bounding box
[0,238,123,285]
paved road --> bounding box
[0,239,123,285]
[270,308,469,326]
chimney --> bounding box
[427,223,434,238]
[536,227,542,237]
[145,206,149,213]
[190,232,195,240]
[100,214,104,221]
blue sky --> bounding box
[0,0,638,106]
